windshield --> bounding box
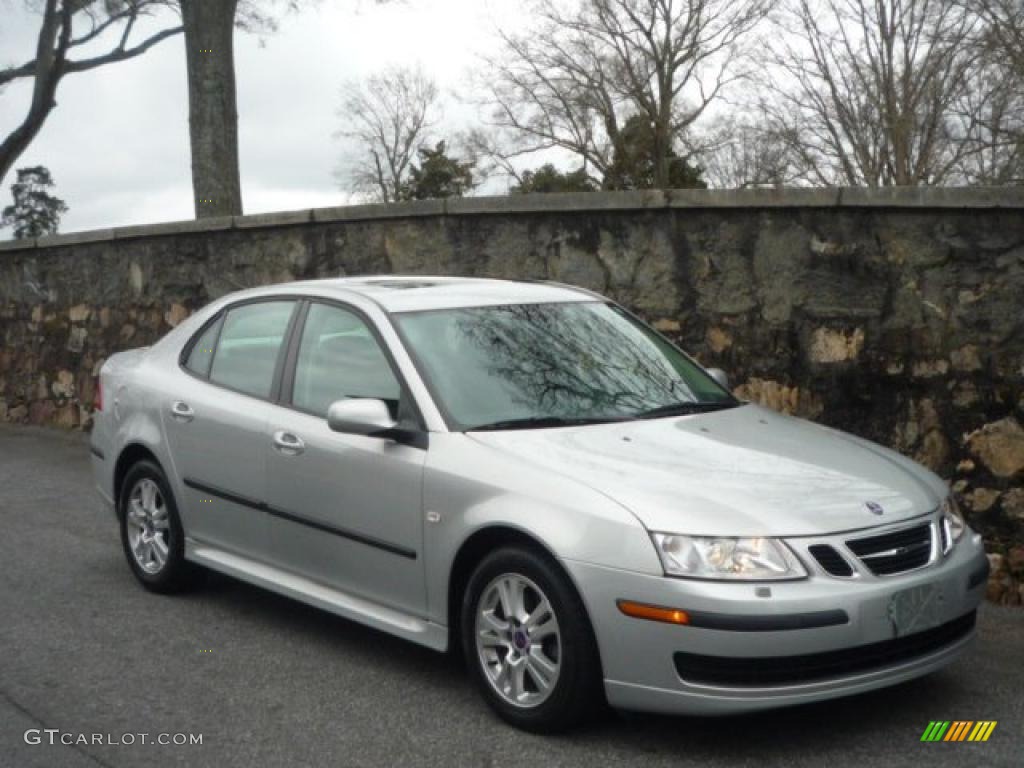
[393,301,737,430]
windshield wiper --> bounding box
[636,401,741,420]
[466,415,627,432]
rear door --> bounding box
[164,299,299,560]
[262,300,428,616]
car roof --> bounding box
[263,276,600,313]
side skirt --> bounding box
[185,539,449,652]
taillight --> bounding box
[93,378,102,412]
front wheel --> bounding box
[461,546,603,732]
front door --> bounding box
[263,301,428,616]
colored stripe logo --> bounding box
[921,721,997,742]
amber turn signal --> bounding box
[616,599,690,625]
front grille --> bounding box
[808,544,854,576]
[673,610,976,687]
[846,522,933,576]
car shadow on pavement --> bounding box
[196,568,466,678]
[591,673,953,747]
[192,567,963,755]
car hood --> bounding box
[466,404,947,537]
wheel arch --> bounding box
[113,443,163,511]
[446,525,599,663]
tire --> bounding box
[461,546,603,732]
[118,460,201,593]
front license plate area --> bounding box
[888,583,945,638]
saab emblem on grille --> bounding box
[865,501,884,515]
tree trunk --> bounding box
[181,0,242,218]
[0,0,68,186]
[652,128,670,188]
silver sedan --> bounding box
[90,276,988,732]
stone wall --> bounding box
[1,188,1023,600]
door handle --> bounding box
[170,401,194,422]
[272,430,305,456]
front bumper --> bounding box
[564,529,988,715]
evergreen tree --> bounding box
[400,141,475,200]
[2,166,68,239]
[511,164,597,194]
[604,115,706,190]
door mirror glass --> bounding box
[706,367,729,391]
[327,398,398,436]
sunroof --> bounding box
[361,279,442,290]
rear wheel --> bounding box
[119,460,200,593]
[461,546,603,732]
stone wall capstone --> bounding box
[1,187,1023,600]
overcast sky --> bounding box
[0,0,525,235]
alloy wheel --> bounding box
[125,478,171,575]
[474,573,562,708]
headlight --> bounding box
[650,533,807,580]
[941,496,965,555]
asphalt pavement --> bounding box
[1,424,1021,768]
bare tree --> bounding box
[971,0,1024,74]
[176,0,244,218]
[335,66,439,203]
[477,0,773,188]
[1,1,326,216]
[759,0,988,187]
[179,0,245,218]
[0,0,183,186]
[700,118,797,188]
[956,0,1024,184]
[179,0,330,218]
[949,49,1023,184]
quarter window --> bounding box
[184,315,223,378]
[208,301,295,398]
[291,303,401,417]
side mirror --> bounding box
[326,398,397,436]
[706,367,730,390]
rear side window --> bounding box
[208,301,295,398]
[184,315,223,378]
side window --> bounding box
[184,315,223,378]
[291,303,401,418]
[208,301,295,398]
